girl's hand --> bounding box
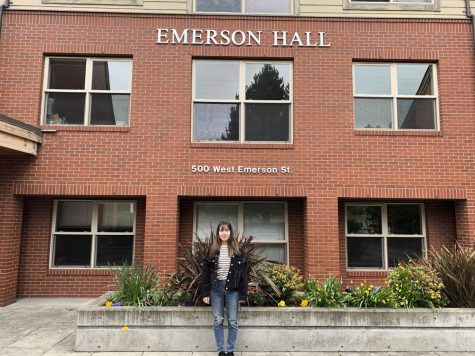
[202,297,210,304]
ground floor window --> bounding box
[194,201,288,263]
[50,200,136,268]
[345,203,426,270]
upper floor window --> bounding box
[345,203,426,270]
[192,60,292,143]
[195,0,292,14]
[42,57,132,126]
[50,200,136,268]
[353,63,438,130]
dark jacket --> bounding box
[201,251,249,301]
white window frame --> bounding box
[353,63,439,131]
[192,60,293,143]
[49,200,136,269]
[193,0,294,15]
[41,57,133,126]
[345,202,427,271]
[193,201,289,263]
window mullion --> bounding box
[91,201,98,268]
[84,58,93,126]
[242,0,245,13]
[382,204,388,270]
[238,202,244,237]
[391,64,398,130]
[240,61,245,142]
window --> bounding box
[50,200,135,268]
[353,63,438,130]
[193,60,292,143]
[42,57,132,126]
[194,202,288,263]
[344,0,439,11]
[195,0,292,14]
[345,203,426,270]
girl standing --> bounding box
[201,221,249,356]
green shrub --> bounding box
[112,264,159,307]
[260,263,304,304]
[304,276,348,307]
[423,244,475,308]
[386,264,447,308]
[347,282,397,308]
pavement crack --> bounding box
[39,331,73,355]
[0,325,42,350]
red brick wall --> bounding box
[0,11,475,299]
[338,200,457,287]
[16,197,145,297]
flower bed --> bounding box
[76,293,475,352]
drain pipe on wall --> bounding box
[465,0,475,55]
[0,0,11,39]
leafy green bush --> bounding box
[260,263,304,304]
[386,264,447,308]
[112,264,159,307]
[304,276,348,307]
[347,282,397,308]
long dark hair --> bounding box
[208,221,240,258]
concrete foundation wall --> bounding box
[76,296,475,352]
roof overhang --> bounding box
[0,114,43,156]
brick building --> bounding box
[1,0,475,306]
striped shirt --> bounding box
[217,244,231,280]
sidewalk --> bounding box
[0,298,473,356]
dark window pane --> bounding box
[195,61,240,100]
[48,58,86,90]
[245,103,289,141]
[246,64,290,100]
[397,64,433,95]
[96,235,133,267]
[98,203,134,232]
[194,103,239,141]
[388,204,422,235]
[347,237,383,268]
[354,98,392,129]
[54,235,92,266]
[92,61,130,91]
[196,0,240,12]
[90,94,130,126]
[346,206,382,234]
[246,0,290,13]
[45,93,85,125]
[388,237,423,267]
[354,65,391,95]
[56,201,92,232]
[397,99,436,129]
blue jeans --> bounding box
[210,279,239,353]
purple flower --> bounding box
[113,302,122,307]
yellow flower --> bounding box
[105,301,113,307]
[122,325,129,332]
[278,300,286,307]
[360,282,365,287]
[300,299,308,307]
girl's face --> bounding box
[218,225,231,243]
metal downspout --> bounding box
[465,0,475,55]
[0,0,11,39]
